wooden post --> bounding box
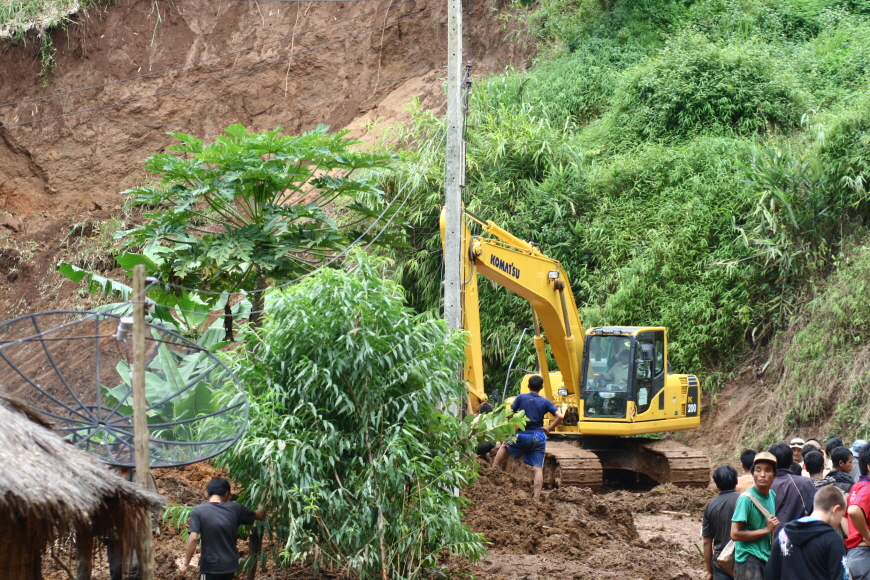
[74,529,93,580]
[131,264,155,580]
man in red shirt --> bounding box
[846,445,870,579]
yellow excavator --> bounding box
[442,208,709,490]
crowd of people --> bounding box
[702,436,870,580]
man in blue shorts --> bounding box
[493,375,564,500]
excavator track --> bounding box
[499,437,709,491]
[544,442,603,492]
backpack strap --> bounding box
[787,474,810,515]
[741,491,774,547]
[742,491,772,518]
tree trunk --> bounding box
[249,272,267,328]
[224,301,234,342]
[246,528,262,580]
[75,531,93,580]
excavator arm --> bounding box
[440,208,584,411]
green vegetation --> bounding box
[380,0,870,426]
[59,124,396,336]
[0,0,87,84]
[218,252,522,579]
[742,243,870,445]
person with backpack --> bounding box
[731,451,780,580]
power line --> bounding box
[148,70,466,304]
[133,77,470,319]
[0,0,418,111]
[0,3,445,128]
[154,114,451,312]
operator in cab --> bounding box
[603,349,631,390]
[492,375,564,501]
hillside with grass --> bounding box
[382,0,870,441]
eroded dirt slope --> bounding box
[0,0,529,225]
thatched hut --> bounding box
[0,393,165,580]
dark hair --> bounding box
[827,436,844,456]
[803,450,824,475]
[769,442,792,470]
[478,402,494,414]
[712,465,738,491]
[832,446,853,469]
[860,445,870,477]
[528,375,544,392]
[740,449,757,471]
[801,444,818,459]
[206,477,231,497]
[814,485,846,512]
[790,462,802,476]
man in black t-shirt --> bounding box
[178,478,266,580]
[701,465,740,580]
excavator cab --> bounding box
[580,327,675,423]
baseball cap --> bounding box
[851,439,868,458]
[789,437,806,449]
[753,451,778,468]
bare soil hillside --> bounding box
[0,0,529,227]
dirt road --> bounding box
[43,460,712,579]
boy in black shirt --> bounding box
[765,485,849,580]
[178,478,266,579]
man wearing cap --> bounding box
[790,438,806,468]
[731,451,780,580]
[852,440,867,483]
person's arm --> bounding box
[544,410,564,435]
[731,516,778,542]
[848,504,870,546]
[702,536,713,580]
[178,532,198,575]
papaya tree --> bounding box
[119,123,397,329]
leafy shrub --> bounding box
[218,253,520,579]
[474,39,649,126]
[818,95,870,199]
[608,34,807,141]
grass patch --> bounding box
[0,0,80,40]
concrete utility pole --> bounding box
[444,0,464,333]
[131,264,155,580]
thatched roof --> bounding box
[0,393,165,536]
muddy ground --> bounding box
[43,456,714,580]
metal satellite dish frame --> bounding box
[0,309,249,468]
